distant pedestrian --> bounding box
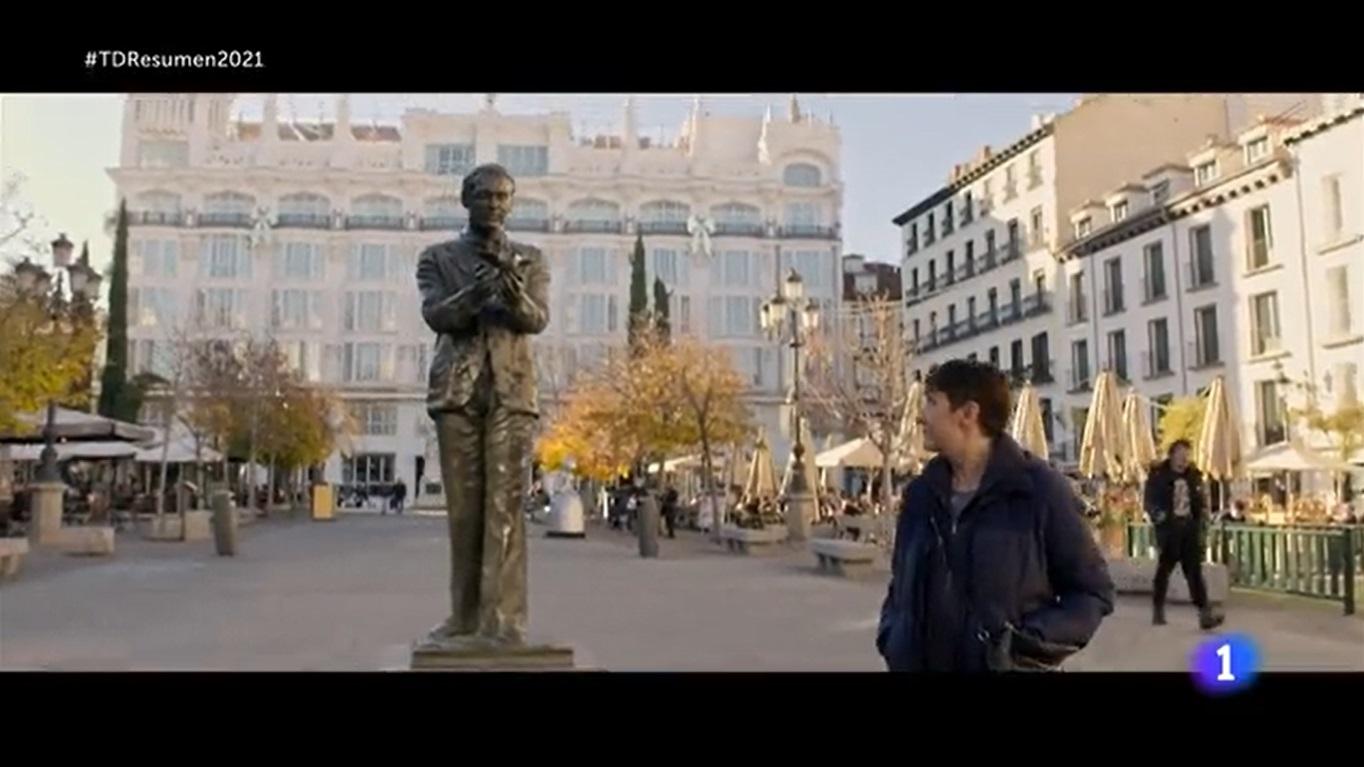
[1143,439,1225,631]
[661,484,680,539]
[394,479,407,515]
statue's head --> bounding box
[462,163,516,233]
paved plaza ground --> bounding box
[2,513,1361,671]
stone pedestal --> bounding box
[28,482,65,546]
[211,490,238,556]
[410,632,576,671]
[143,511,213,542]
[0,537,30,578]
[53,527,115,556]
[785,490,815,543]
[637,494,660,558]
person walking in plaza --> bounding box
[660,482,679,539]
[393,478,407,515]
[877,359,1115,672]
[1143,440,1225,631]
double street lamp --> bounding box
[760,268,820,499]
[15,234,103,483]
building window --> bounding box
[1195,161,1218,187]
[1027,151,1042,188]
[425,143,475,176]
[348,243,397,282]
[1112,200,1129,222]
[725,296,756,337]
[722,250,751,288]
[568,199,622,232]
[343,342,388,383]
[1250,292,1281,356]
[273,289,322,331]
[195,288,248,329]
[1247,205,1273,270]
[783,163,821,187]
[945,251,956,284]
[984,230,996,261]
[1323,175,1344,239]
[650,249,684,288]
[1327,266,1353,337]
[276,242,326,281]
[1143,242,1166,302]
[1257,380,1286,446]
[789,251,828,291]
[352,403,398,436]
[1147,318,1171,377]
[1189,226,1215,288]
[967,296,977,328]
[927,260,937,291]
[1103,257,1124,315]
[712,202,762,229]
[1194,305,1220,366]
[1108,329,1128,381]
[962,192,974,225]
[925,213,936,245]
[133,239,179,278]
[138,140,189,168]
[988,346,1000,367]
[987,288,998,322]
[1039,397,1054,442]
[130,287,178,328]
[1006,220,1020,258]
[343,453,395,487]
[1029,206,1044,247]
[1009,279,1022,317]
[639,200,690,231]
[578,247,614,286]
[1010,339,1024,376]
[907,223,919,255]
[912,318,921,343]
[496,145,549,177]
[200,235,250,279]
[344,291,396,334]
[929,312,938,343]
[1245,137,1270,164]
[1067,271,1087,325]
[1075,217,1092,239]
[1071,340,1090,390]
[1004,165,1017,200]
[578,294,610,334]
[910,267,920,294]
[783,202,821,233]
[943,201,955,236]
[1031,333,1050,382]
[1151,181,1171,204]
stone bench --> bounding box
[142,511,213,542]
[720,525,788,555]
[811,539,880,576]
[51,526,116,557]
[1106,557,1229,604]
[1,537,30,579]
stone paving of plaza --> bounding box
[2,513,1361,671]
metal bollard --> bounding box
[637,493,660,559]
[211,489,238,557]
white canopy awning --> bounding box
[1244,441,1352,474]
[2,441,139,461]
[814,438,885,469]
[134,438,224,464]
[647,454,702,474]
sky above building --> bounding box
[1,93,1077,273]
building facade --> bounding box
[895,94,1335,462]
[111,94,843,492]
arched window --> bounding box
[783,163,822,187]
[567,199,622,233]
[420,197,466,231]
[135,191,183,225]
[348,194,405,230]
[277,193,331,228]
[509,198,550,232]
[710,202,763,235]
[639,200,690,234]
[201,192,254,227]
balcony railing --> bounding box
[565,220,624,234]
[507,218,551,233]
[714,222,765,237]
[1002,243,1022,263]
[1032,358,1056,384]
[915,295,1050,355]
[1144,349,1174,380]
[276,213,332,229]
[198,212,253,228]
[346,215,405,230]
[417,216,467,231]
[638,220,689,235]
[1022,291,1053,319]
[1069,370,1092,393]
[781,224,837,239]
[131,210,184,226]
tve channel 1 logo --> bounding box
[1189,633,1261,695]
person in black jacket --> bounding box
[1143,440,1225,630]
[877,359,1115,672]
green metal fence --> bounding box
[1125,521,1357,616]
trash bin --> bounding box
[311,483,335,522]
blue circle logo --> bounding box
[1189,633,1260,696]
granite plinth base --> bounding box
[410,631,576,671]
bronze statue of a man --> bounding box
[416,164,549,646]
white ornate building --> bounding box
[110,94,843,492]
[895,93,1340,463]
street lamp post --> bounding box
[761,268,820,541]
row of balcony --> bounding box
[128,210,840,239]
[912,291,1053,354]
[904,244,1022,307]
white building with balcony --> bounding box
[111,93,843,493]
[895,94,1333,462]
[1057,97,1363,481]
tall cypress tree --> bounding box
[98,199,138,421]
[627,233,649,354]
[653,276,671,343]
